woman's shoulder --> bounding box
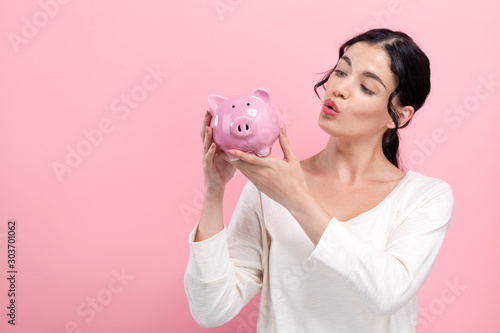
[405,170,452,188]
[391,170,455,229]
[400,170,454,202]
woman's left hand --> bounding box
[228,126,309,210]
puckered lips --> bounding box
[322,99,339,117]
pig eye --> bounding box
[232,105,235,108]
[247,103,250,106]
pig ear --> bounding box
[250,88,270,104]
[208,94,228,115]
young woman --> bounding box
[185,29,454,332]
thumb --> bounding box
[279,125,297,162]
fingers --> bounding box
[202,126,213,155]
[227,149,265,166]
[200,110,212,143]
[204,142,217,167]
[279,125,297,162]
[201,109,214,155]
[202,141,218,177]
[218,150,231,162]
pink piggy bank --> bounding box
[208,88,280,161]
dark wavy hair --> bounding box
[314,28,431,169]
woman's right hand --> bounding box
[201,111,236,197]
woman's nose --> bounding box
[331,83,348,99]
[332,88,345,98]
[329,78,350,99]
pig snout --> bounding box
[231,116,255,138]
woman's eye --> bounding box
[361,85,374,95]
[333,69,346,77]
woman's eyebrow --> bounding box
[340,55,352,67]
[363,71,387,90]
[339,55,387,90]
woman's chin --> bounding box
[318,117,339,136]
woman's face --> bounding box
[318,41,400,141]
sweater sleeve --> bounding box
[309,179,454,316]
[184,181,265,328]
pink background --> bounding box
[1,0,499,332]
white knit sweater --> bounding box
[184,170,454,332]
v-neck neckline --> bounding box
[336,170,414,223]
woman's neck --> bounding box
[303,135,402,185]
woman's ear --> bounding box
[387,105,414,129]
